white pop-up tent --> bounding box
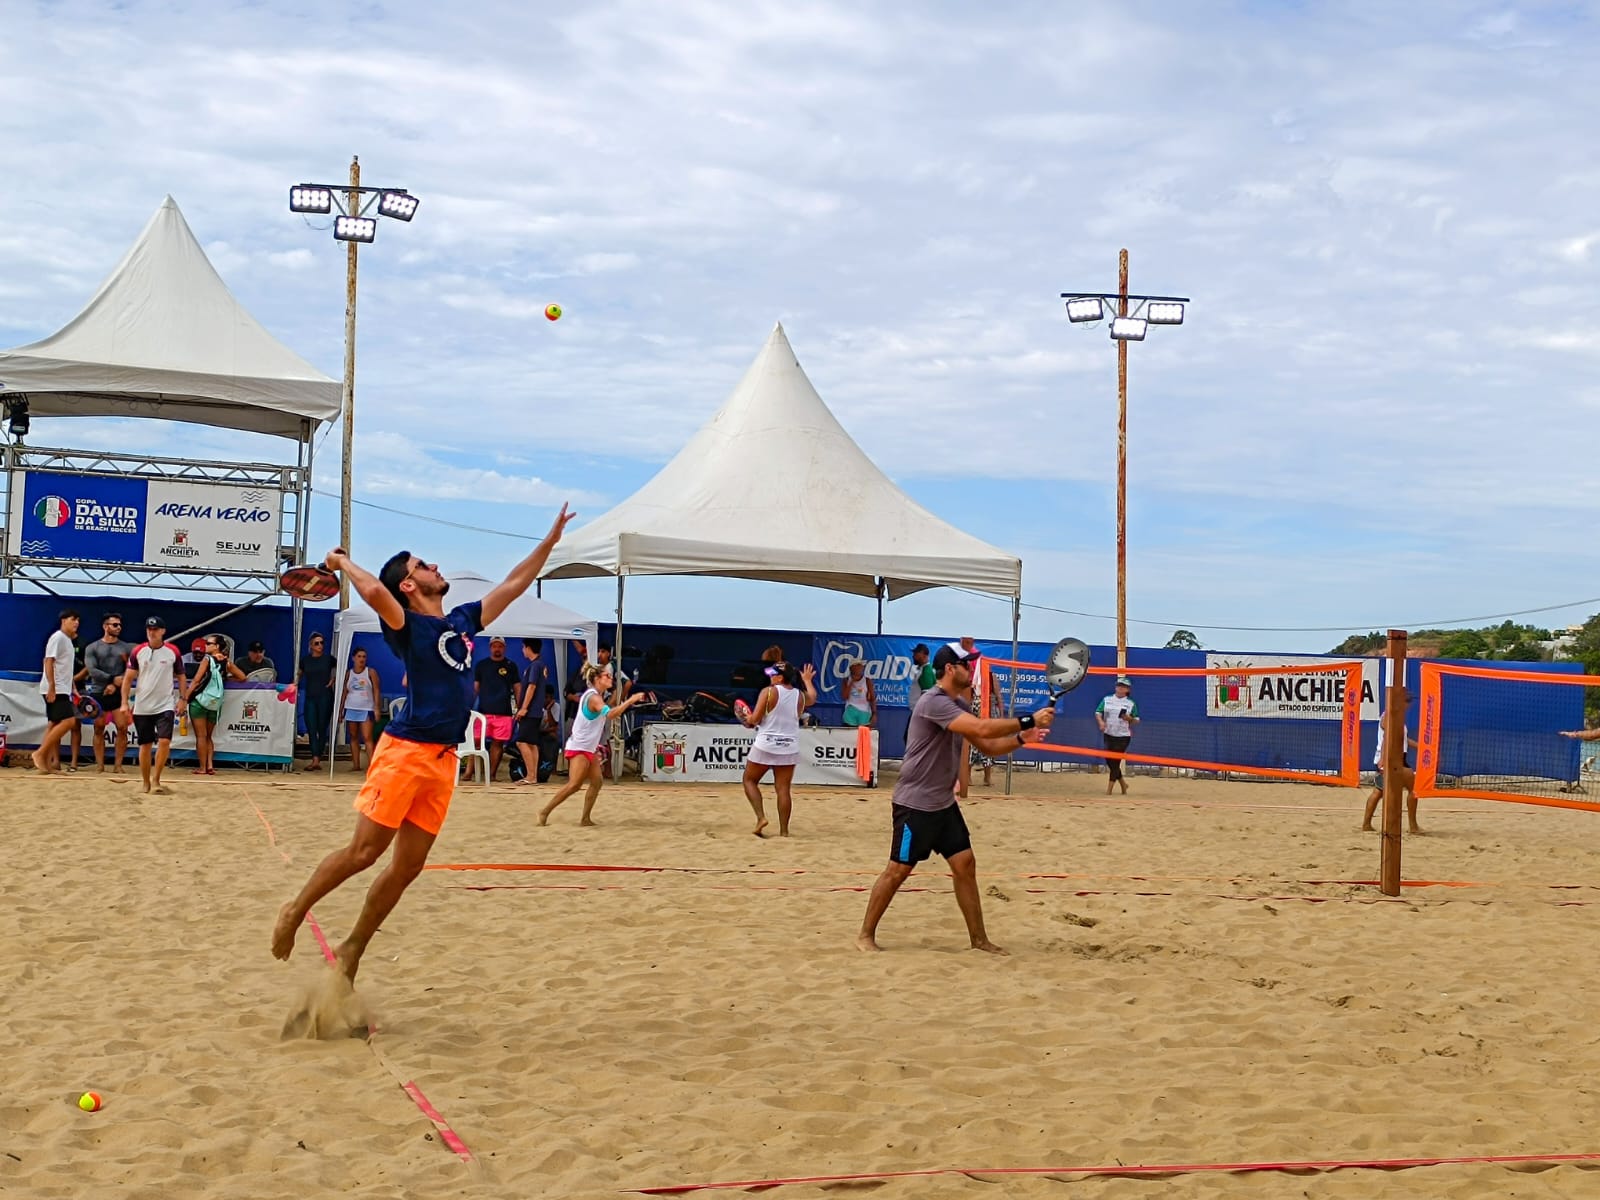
[0,195,341,437]
[328,573,599,771]
[542,322,1022,603]
[541,322,1024,694]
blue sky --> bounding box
[4,1,1600,652]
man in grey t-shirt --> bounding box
[83,612,134,773]
[857,644,1055,955]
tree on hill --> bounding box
[1330,632,1385,656]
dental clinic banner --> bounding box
[8,470,280,574]
[810,635,1043,709]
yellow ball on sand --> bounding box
[77,1091,102,1112]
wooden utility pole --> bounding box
[1115,248,1130,671]
[1379,629,1408,896]
[339,155,360,609]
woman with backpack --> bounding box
[182,634,245,775]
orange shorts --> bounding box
[353,734,458,836]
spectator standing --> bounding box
[841,659,876,728]
[242,640,277,682]
[474,636,519,780]
[512,639,553,786]
[297,632,336,771]
[31,609,81,774]
[182,634,245,775]
[340,647,381,772]
[123,616,186,794]
[1095,677,1140,795]
[84,613,133,773]
[907,644,934,709]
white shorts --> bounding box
[748,747,799,768]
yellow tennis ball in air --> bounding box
[544,303,563,321]
[77,1091,103,1112]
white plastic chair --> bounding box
[457,711,491,789]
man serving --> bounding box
[857,643,1054,955]
[271,503,574,984]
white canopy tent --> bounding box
[328,573,599,775]
[542,322,1021,603]
[540,322,1026,784]
[0,195,341,437]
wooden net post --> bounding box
[1379,629,1408,896]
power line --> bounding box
[311,488,533,540]
[313,489,1600,634]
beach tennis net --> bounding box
[1416,662,1600,812]
[981,657,1363,787]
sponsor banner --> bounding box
[641,723,878,786]
[9,470,280,573]
[1204,654,1380,721]
[0,676,293,762]
[143,479,279,573]
[812,635,923,707]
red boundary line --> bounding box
[628,1150,1600,1193]
[249,799,474,1166]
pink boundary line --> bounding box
[629,1150,1600,1194]
[249,799,474,1166]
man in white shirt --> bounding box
[123,615,186,794]
[31,609,82,774]
[1095,677,1140,795]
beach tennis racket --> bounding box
[1044,637,1091,701]
[279,564,339,601]
[74,694,102,721]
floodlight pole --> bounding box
[339,156,360,609]
[1116,248,1129,672]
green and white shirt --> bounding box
[1096,694,1139,737]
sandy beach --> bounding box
[4,760,1599,1199]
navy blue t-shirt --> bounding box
[519,656,552,712]
[381,602,484,745]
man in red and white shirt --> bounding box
[122,615,186,794]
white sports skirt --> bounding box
[749,746,799,767]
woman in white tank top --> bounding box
[340,648,382,773]
[737,660,817,837]
[539,660,650,827]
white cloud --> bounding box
[8,1,1600,648]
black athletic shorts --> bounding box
[45,696,75,724]
[514,716,545,746]
[890,802,972,866]
[133,710,175,744]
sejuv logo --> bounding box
[818,639,915,701]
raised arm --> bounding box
[798,664,817,713]
[326,548,405,631]
[480,505,576,628]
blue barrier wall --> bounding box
[1,590,1581,772]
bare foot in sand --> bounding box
[30,750,55,773]
[855,934,882,952]
[537,809,551,826]
[334,941,362,983]
[1409,825,1425,836]
[579,817,598,827]
[271,902,300,960]
[971,939,1009,955]
[753,819,769,838]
